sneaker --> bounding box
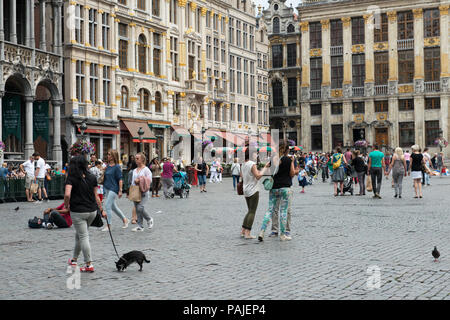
[68,258,77,267]
[122,219,129,229]
[300,190,305,193]
[132,226,144,232]
[101,226,110,232]
[147,217,154,229]
[280,234,292,241]
[268,232,278,237]
[258,230,265,242]
[80,265,94,273]
[244,235,256,239]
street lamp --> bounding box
[80,120,88,139]
[138,126,145,152]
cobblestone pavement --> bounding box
[0,174,449,300]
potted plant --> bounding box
[69,139,96,157]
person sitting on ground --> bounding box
[43,203,72,229]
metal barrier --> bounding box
[0,176,66,203]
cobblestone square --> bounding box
[0,176,449,300]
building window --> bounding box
[398,11,414,40]
[352,54,365,88]
[88,9,97,46]
[287,24,295,33]
[138,89,150,111]
[243,23,248,49]
[398,50,414,84]
[399,99,414,111]
[352,17,365,45]
[121,86,129,109]
[374,13,388,43]
[138,34,147,74]
[89,64,98,104]
[288,78,297,106]
[311,104,322,116]
[425,47,440,82]
[153,33,161,76]
[375,52,389,85]
[237,104,242,122]
[425,120,440,147]
[375,100,388,113]
[170,0,177,24]
[264,103,269,125]
[74,5,84,44]
[310,57,322,91]
[310,22,322,49]
[229,18,234,44]
[102,66,111,106]
[258,102,262,125]
[332,125,343,149]
[101,13,110,50]
[311,126,323,150]
[287,43,297,67]
[171,37,178,81]
[399,122,415,147]
[236,58,242,94]
[424,9,440,38]
[272,80,283,107]
[213,38,219,62]
[244,105,249,122]
[221,41,226,63]
[236,21,241,47]
[352,102,364,114]
[75,61,85,102]
[331,56,343,89]
[330,19,343,46]
[137,0,145,10]
[331,103,343,115]
[230,103,235,121]
[215,105,220,121]
[118,23,128,69]
[273,17,280,34]
[155,91,162,113]
[425,98,440,110]
[272,44,283,68]
[206,36,211,60]
[152,0,160,16]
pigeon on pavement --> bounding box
[432,246,440,262]
[14,207,19,211]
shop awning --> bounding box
[77,124,120,135]
[121,120,157,143]
[148,120,171,129]
[171,126,191,138]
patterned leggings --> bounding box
[260,188,292,235]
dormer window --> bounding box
[287,24,295,33]
[273,17,280,34]
[274,4,279,11]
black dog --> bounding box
[116,251,150,272]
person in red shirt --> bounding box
[42,203,72,229]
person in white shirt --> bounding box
[20,155,36,202]
[33,152,48,202]
[131,152,154,232]
[422,147,431,186]
[209,158,219,183]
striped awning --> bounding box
[121,120,157,143]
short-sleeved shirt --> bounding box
[369,150,384,168]
[36,158,46,179]
[22,160,35,178]
[131,166,152,188]
[197,163,207,175]
[66,173,98,213]
[404,153,411,161]
[103,164,123,193]
[162,162,174,178]
[411,153,424,171]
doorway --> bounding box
[375,128,388,147]
[353,128,366,142]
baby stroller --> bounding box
[337,164,354,195]
[173,172,190,198]
[306,165,317,185]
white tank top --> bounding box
[242,161,258,197]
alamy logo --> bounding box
[366,265,381,290]
[66,266,81,290]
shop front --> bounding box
[120,119,157,166]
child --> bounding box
[298,166,307,193]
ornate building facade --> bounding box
[265,0,450,156]
[1,0,64,165]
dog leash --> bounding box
[106,222,121,259]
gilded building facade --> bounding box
[265,0,450,156]
[63,0,270,164]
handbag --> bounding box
[366,175,373,192]
[90,209,104,228]
[46,174,52,181]
[237,181,244,195]
[128,185,142,202]
[262,177,274,191]
[30,182,39,194]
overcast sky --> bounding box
[252,0,299,14]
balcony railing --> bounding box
[330,46,343,56]
[105,107,112,119]
[186,79,207,92]
[374,85,388,96]
[352,87,365,97]
[398,39,414,50]
[78,104,86,117]
[213,88,227,101]
[310,90,321,100]
[271,106,285,116]
[424,81,440,92]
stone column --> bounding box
[364,14,374,97]
[296,39,301,67]
[321,19,330,100]
[300,22,310,100]
[413,9,424,93]
[52,100,63,167]
[0,0,4,41]
[25,0,31,46]
[10,0,17,43]
[129,23,136,72]
[282,42,287,68]
[414,97,425,147]
[178,0,186,32]
[84,6,89,46]
[24,96,35,159]
[389,98,399,147]
[85,61,91,116]
[98,64,104,117]
[440,5,450,92]
[387,11,398,94]
[39,0,46,50]
[301,102,310,150]
[97,9,103,50]
[322,102,331,152]
[365,99,375,142]
[161,32,168,79]
[342,100,352,146]
[342,17,352,98]
[148,29,154,75]
[165,30,171,79]
[0,91,3,143]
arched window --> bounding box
[287,24,295,33]
[138,88,150,111]
[121,86,129,109]
[138,34,147,74]
[273,17,280,34]
[155,91,162,113]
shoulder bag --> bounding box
[90,209,104,228]
[237,181,244,195]
[128,169,142,202]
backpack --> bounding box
[332,154,343,170]
[28,216,44,229]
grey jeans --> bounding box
[134,191,152,228]
[161,177,174,197]
[71,211,97,263]
[271,193,293,233]
[392,170,404,196]
[357,172,366,195]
